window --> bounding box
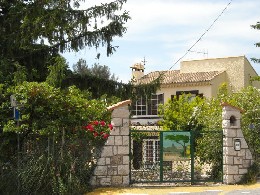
[143,139,160,167]
[132,94,164,116]
[172,90,203,101]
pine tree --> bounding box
[0,0,130,82]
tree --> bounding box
[165,134,190,157]
[90,63,119,81]
[251,22,260,63]
[0,0,130,83]
[46,56,70,88]
[73,59,119,81]
[158,94,204,131]
[72,58,90,76]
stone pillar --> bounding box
[222,102,253,184]
[91,100,131,187]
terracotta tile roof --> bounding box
[135,70,225,85]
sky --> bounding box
[63,0,260,83]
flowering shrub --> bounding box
[83,120,113,139]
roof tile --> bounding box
[135,70,225,85]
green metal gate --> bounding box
[130,130,223,184]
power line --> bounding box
[168,0,233,70]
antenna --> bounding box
[189,49,208,58]
[141,56,147,66]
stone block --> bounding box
[237,149,245,157]
[118,146,129,155]
[94,166,107,176]
[224,146,238,156]
[240,139,249,149]
[106,157,111,165]
[225,129,237,138]
[123,156,129,164]
[122,136,129,146]
[236,130,244,138]
[97,158,106,166]
[223,137,233,147]
[222,110,241,120]
[101,146,113,157]
[120,126,129,135]
[100,177,111,186]
[233,175,243,184]
[226,175,235,184]
[224,156,233,164]
[234,157,243,165]
[227,165,238,174]
[223,165,228,174]
[222,120,230,129]
[123,176,130,185]
[239,168,248,175]
[108,167,118,175]
[245,150,253,160]
[243,159,252,168]
[223,147,228,155]
[115,136,123,145]
[106,136,114,145]
[223,175,228,184]
[111,176,123,185]
[118,165,129,175]
[122,118,130,127]
[112,118,123,127]
[111,155,123,165]
[111,127,120,135]
[112,107,129,118]
[113,146,118,155]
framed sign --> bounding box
[234,139,241,151]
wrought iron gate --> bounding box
[130,130,223,184]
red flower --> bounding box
[86,124,94,132]
[93,132,99,137]
[108,124,113,130]
[92,121,99,125]
[100,121,106,126]
[103,133,109,139]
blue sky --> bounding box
[63,0,260,83]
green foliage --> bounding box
[46,56,69,88]
[158,94,204,130]
[0,0,130,56]
[230,86,260,159]
[0,82,112,194]
[0,0,130,97]
[73,59,119,81]
[5,82,110,134]
[251,21,260,75]
[159,85,260,180]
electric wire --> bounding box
[168,0,233,70]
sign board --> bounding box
[14,108,20,121]
[10,95,17,107]
[234,139,241,151]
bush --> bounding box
[0,82,113,194]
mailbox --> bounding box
[234,139,241,151]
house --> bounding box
[130,56,260,126]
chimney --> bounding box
[130,63,144,81]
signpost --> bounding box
[10,95,20,194]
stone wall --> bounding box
[222,102,253,184]
[91,100,131,187]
